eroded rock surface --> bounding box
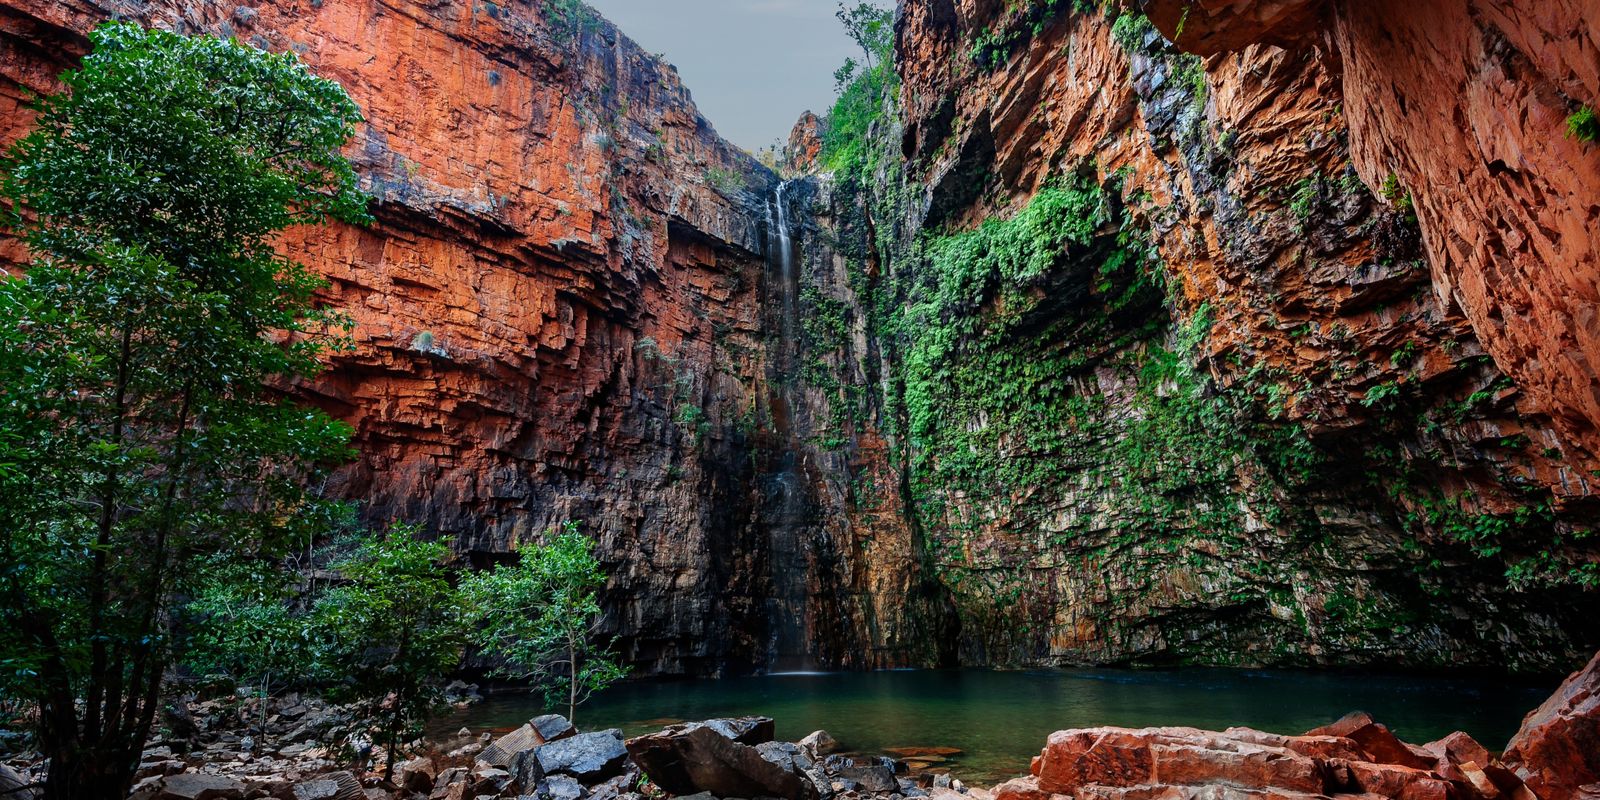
[0,0,936,674]
[827,0,1600,669]
[997,718,1531,800]
[1504,650,1600,800]
[1,0,1596,673]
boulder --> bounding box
[470,766,513,795]
[584,773,636,800]
[511,749,544,792]
[626,722,815,800]
[1032,727,1324,794]
[399,756,441,794]
[0,766,36,800]
[155,773,246,800]
[536,774,585,800]
[992,776,1066,800]
[531,714,577,743]
[536,730,630,782]
[1504,651,1600,800]
[758,741,833,799]
[288,772,363,800]
[480,725,544,769]
[1419,731,1494,783]
[799,730,840,757]
[833,762,897,793]
[697,716,777,746]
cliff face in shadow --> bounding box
[0,0,936,675]
[4,0,1596,675]
[780,0,1600,672]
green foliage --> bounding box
[459,523,627,724]
[1289,176,1322,224]
[820,3,895,176]
[546,0,602,42]
[835,2,894,71]
[313,525,464,777]
[901,176,1157,504]
[967,0,1096,71]
[1110,11,1156,53]
[890,171,1334,649]
[0,22,368,796]
[1389,340,1421,368]
[704,166,746,196]
[1567,105,1599,144]
[1360,381,1402,410]
[182,560,318,738]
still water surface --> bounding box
[438,668,1552,783]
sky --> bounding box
[584,0,872,153]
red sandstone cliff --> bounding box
[1143,0,1600,504]
[0,0,795,674]
[4,0,1597,674]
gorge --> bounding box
[4,0,1598,681]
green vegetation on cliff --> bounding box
[820,2,896,175]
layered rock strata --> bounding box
[0,0,934,674]
[784,0,1600,670]
[3,0,1598,674]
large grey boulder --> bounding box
[531,714,576,743]
[480,714,578,769]
[288,771,363,800]
[833,763,897,793]
[625,721,817,800]
[0,766,36,800]
[154,773,246,800]
[758,741,832,800]
[511,749,544,793]
[536,730,629,782]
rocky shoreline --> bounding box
[3,655,1595,800]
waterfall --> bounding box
[762,179,814,673]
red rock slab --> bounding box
[1032,727,1327,794]
[1503,651,1600,800]
[994,776,1070,800]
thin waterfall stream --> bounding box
[761,179,814,673]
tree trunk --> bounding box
[568,639,578,724]
[43,745,137,800]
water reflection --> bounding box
[436,668,1553,783]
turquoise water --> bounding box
[437,668,1552,783]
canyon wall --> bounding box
[0,0,946,675]
[779,0,1600,672]
[3,0,1597,675]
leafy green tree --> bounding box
[181,560,318,742]
[313,526,464,778]
[821,2,896,174]
[835,2,893,72]
[461,522,627,724]
[0,22,367,799]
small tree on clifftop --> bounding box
[461,522,627,724]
